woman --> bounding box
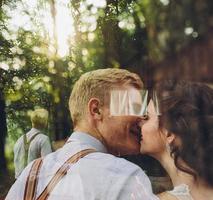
[140,80,213,200]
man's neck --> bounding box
[32,125,45,131]
[74,123,108,149]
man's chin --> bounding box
[109,141,140,156]
[121,145,140,155]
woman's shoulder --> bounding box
[157,184,193,200]
[157,192,179,200]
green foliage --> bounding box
[0,0,212,143]
[6,109,31,141]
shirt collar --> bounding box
[27,128,41,137]
[31,127,40,132]
[67,131,108,153]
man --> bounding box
[13,108,52,178]
[6,68,158,200]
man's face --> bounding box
[99,87,143,155]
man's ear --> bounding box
[88,98,102,120]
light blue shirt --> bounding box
[7,132,159,200]
[13,128,52,178]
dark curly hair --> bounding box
[156,80,213,186]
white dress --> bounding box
[167,184,194,200]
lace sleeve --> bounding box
[167,184,194,200]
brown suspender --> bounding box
[23,132,41,167]
[24,158,43,200]
[24,149,96,200]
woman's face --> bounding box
[140,100,166,156]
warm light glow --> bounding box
[3,0,74,57]
[42,0,75,57]
[55,2,75,57]
[184,27,194,35]
[86,0,106,8]
[0,62,9,70]
[159,0,169,6]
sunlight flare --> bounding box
[4,0,74,58]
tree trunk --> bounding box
[101,0,122,67]
[0,90,7,173]
[71,0,84,68]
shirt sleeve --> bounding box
[5,162,33,200]
[118,168,160,200]
[40,136,52,156]
[107,159,160,200]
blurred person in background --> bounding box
[13,108,52,179]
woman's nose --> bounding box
[138,116,147,126]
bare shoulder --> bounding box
[157,192,179,200]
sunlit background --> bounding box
[3,0,74,57]
[0,0,212,196]
[2,0,107,59]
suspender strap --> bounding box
[24,158,43,200]
[37,148,96,200]
[23,132,41,166]
[24,148,96,200]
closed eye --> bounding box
[142,114,149,120]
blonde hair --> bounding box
[30,108,49,129]
[69,68,143,126]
